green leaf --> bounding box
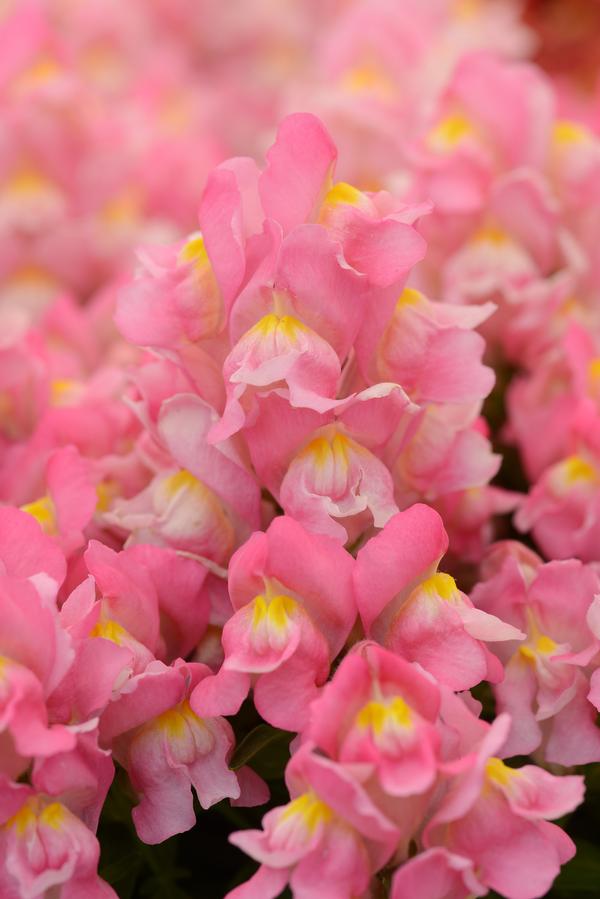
[230,724,291,770]
[551,839,600,895]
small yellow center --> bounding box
[396,287,424,308]
[280,792,332,832]
[5,168,54,197]
[420,572,459,601]
[39,802,65,830]
[178,232,210,267]
[302,431,351,470]
[251,593,298,633]
[154,700,201,739]
[472,225,509,245]
[486,757,520,786]
[161,469,207,499]
[356,697,413,734]
[427,114,475,151]
[322,181,363,209]
[520,633,558,661]
[102,190,140,227]
[553,120,590,147]
[251,313,306,342]
[90,618,129,645]
[7,799,66,836]
[341,64,396,99]
[20,496,57,535]
[561,455,597,485]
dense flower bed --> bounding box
[1,1,600,897]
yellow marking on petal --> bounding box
[519,644,536,662]
[90,618,128,644]
[303,431,351,469]
[39,802,65,830]
[269,594,298,630]
[154,700,200,739]
[161,469,204,498]
[356,697,413,734]
[561,455,597,484]
[280,792,332,832]
[6,168,54,197]
[178,232,210,267]
[396,287,425,308]
[587,359,600,396]
[15,56,61,89]
[6,265,57,290]
[102,189,140,227]
[472,225,509,245]
[95,480,119,513]
[251,313,306,341]
[322,181,363,209]
[455,0,481,18]
[252,594,268,629]
[420,572,459,601]
[553,120,590,146]
[341,64,396,99]
[251,593,298,632]
[20,495,57,535]
[50,378,80,406]
[427,114,475,151]
[7,800,37,836]
[536,634,557,654]
[519,608,558,662]
[486,757,520,786]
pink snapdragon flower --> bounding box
[472,542,600,764]
[191,515,355,730]
[305,642,441,799]
[99,659,252,844]
[424,716,583,899]
[0,786,116,899]
[227,742,399,899]
[354,504,524,690]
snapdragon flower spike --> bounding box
[99,659,242,844]
[424,715,584,899]
[227,742,399,899]
[472,545,600,764]
[354,504,524,690]
[191,515,355,730]
[0,789,116,899]
[306,642,441,798]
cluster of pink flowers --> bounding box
[2,1,600,897]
